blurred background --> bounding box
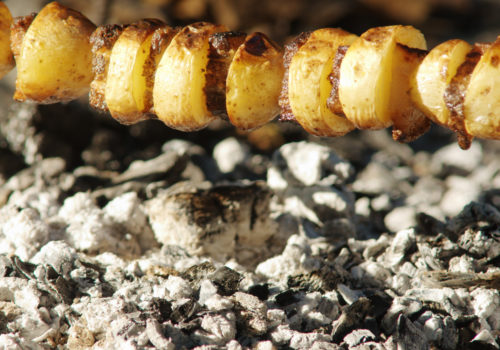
[5,0,500,47]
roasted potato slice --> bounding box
[89,24,127,112]
[153,22,228,131]
[339,25,429,141]
[205,31,246,117]
[226,32,284,130]
[464,36,500,140]
[443,43,488,149]
[411,39,472,127]
[105,19,164,124]
[389,43,430,142]
[136,25,178,115]
[288,28,357,136]
[13,2,96,103]
[0,2,14,79]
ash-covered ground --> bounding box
[0,0,500,349]
[0,97,499,349]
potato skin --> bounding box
[89,24,126,112]
[13,2,96,103]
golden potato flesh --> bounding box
[339,25,428,140]
[13,2,96,103]
[0,3,14,79]
[105,19,163,124]
[226,32,284,130]
[89,24,126,112]
[411,39,471,127]
[288,28,357,136]
[153,22,228,131]
[464,36,500,140]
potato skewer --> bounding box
[3,1,500,149]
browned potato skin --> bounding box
[13,2,96,104]
[143,25,179,115]
[444,43,489,149]
[390,44,430,143]
[205,31,246,117]
[89,24,127,112]
[279,32,311,122]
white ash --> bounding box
[59,192,142,257]
[0,133,499,350]
[268,141,354,189]
[0,206,50,260]
[213,137,250,173]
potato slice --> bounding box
[339,25,429,141]
[13,2,96,103]
[205,31,246,117]
[390,43,430,142]
[287,28,357,136]
[443,43,488,149]
[135,25,178,115]
[105,19,163,124]
[89,24,125,112]
[411,39,472,127]
[89,24,126,112]
[279,32,311,123]
[464,36,500,140]
[226,32,284,130]
[153,22,228,131]
[0,2,14,79]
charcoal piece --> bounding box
[393,314,429,350]
[275,290,300,307]
[182,261,217,286]
[208,266,242,296]
[170,298,199,324]
[382,297,423,335]
[331,297,371,343]
[147,182,277,265]
[233,292,268,336]
[441,316,459,350]
[247,284,269,301]
[287,264,346,292]
[447,202,500,236]
[416,212,446,235]
[142,298,173,323]
[364,290,393,320]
